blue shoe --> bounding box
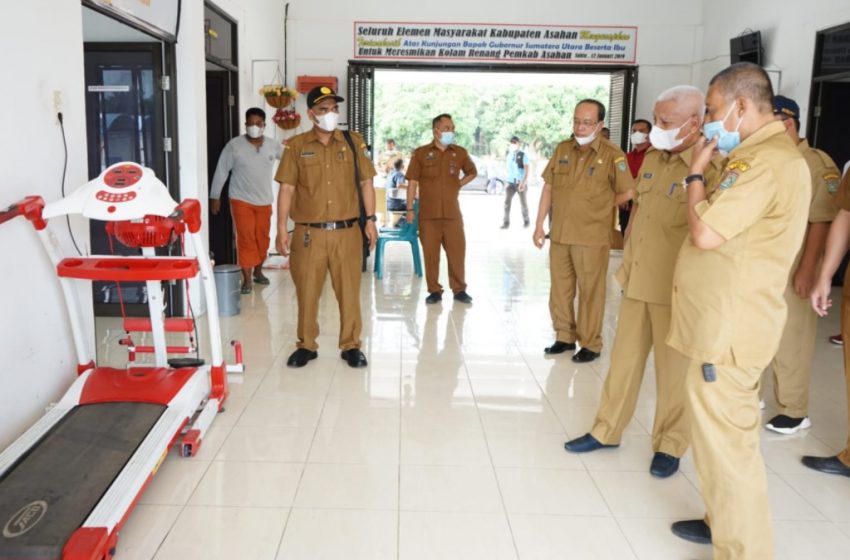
[564,433,619,453]
[671,519,711,544]
[649,452,680,478]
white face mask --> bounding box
[630,131,648,145]
[574,123,600,146]
[246,125,264,139]
[649,120,691,152]
[315,112,339,132]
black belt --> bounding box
[297,218,358,230]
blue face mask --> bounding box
[439,131,455,146]
[703,103,742,154]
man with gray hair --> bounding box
[667,63,810,558]
[565,85,722,479]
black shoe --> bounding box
[544,341,576,354]
[286,348,317,368]
[253,274,271,285]
[425,292,442,304]
[500,223,509,229]
[564,433,619,453]
[650,452,680,478]
[453,291,473,304]
[572,348,600,363]
[801,455,850,477]
[523,220,530,228]
[671,519,712,545]
[341,348,368,368]
[765,414,811,435]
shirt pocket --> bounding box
[422,160,440,180]
[300,156,322,194]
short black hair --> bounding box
[387,138,396,145]
[432,113,452,128]
[632,119,653,132]
[709,62,774,113]
[246,107,266,121]
[394,159,404,170]
[510,136,520,143]
[577,99,606,122]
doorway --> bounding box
[204,2,240,265]
[83,6,180,316]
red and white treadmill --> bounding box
[0,163,241,559]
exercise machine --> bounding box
[0,162,242,559]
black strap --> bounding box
[342,130,365,215]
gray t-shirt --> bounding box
[210,135,283,206]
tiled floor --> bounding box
[100,193,850,559]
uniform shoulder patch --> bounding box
[726,159,751,173]
[719,171,739,190]
[824,171,841,193]
[614,156,627,172]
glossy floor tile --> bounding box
[99,194,850,559]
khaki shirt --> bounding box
[615,145,723,305]
[786,140,840,276]
[275,129,376,223]
[406,142,477,220]
[834,169,850,211]
[667,121,811,367]
[541,135,635,245]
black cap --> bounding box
[306,86,344,108]
[772,95,799,120]
[510,136,520,143]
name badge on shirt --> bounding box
[300,151,316,158]
[425,152,436,160]
[643,172,654,179]
[558,159,569,165]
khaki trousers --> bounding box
[289,224,362,351]
[419,218,466,294]
[549,242,609,353]
[590,296,690,456]
[839,281,850,467]
[769,284,818,417]
[686,358,773,560]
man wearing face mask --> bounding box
[763,95,840,436]
[274,86,378,369]
[565,86,721,478]
[501,135,530,229]
[533,99,635,363]
[406,113,477,305]
[619,119,652,234]
[210,107,283,294]
[666,63,810,559]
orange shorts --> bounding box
[230,199,272,269]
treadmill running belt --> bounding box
[0,402,166,559]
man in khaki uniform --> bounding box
[275,86,378,369]
[805,170,850,478]
[764,95,840,435]
[565,86,722,478]
[667,63,810,559]
[533,99,635,363]
[406,114,477,305]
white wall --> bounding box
[697,0,850,133]
[0,1,92,449]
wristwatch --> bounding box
[365,215,377,222]
[684,174,705,188]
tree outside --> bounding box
[373,70,611,162]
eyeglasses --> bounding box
[572,119,599,128]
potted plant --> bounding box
[259,85,298,109]
[272,108,301,130]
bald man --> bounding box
[667,63,810,559]
[565,86,722,480]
